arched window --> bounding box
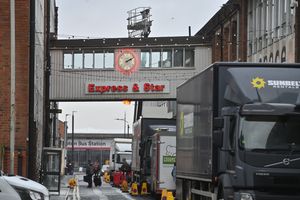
[275,51,280,63]
[281,46,286,63]
[269,53,273,63]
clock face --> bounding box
[118,52,136,70]
[115,49,140,75]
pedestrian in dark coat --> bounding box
[86,160,94,188]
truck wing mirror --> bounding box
[214,117,224,129]
[213,130,223,148]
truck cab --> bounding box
[176,63,300,200]
[216,103,300,199]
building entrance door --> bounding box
[42,147,62,194]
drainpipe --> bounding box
[28,0,36,179]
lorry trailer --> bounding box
[132,118,176,188]
[176,62,300,200]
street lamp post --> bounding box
[64,114,69,148]
[115,112,129,138]
[71,111,77,167]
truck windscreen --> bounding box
[239,115,300,152]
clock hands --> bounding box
[125,57,134,63]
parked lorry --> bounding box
[132,118,176,194]
[151,130,176,195]
[109,138,132,172]
[176,62,300,200]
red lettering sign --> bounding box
[87,83,166,94]
[144,83,165,92]
[132,83,140,92]
[88,84,95,92]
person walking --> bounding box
[86,160,94,188]
[67,160,73,175]
[171,162,176,183]
[93,160,102,187]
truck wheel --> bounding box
[217,185,233,200]
[217,186,225,200]
[183,180,191,200]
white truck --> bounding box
[151,130,176,195]
[109,138,132,172]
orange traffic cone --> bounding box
[121,179,129,192]
[141,182,148,195]
[167,191,175,200]
[130,182,138,196]
[161,189,168,200]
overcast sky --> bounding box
[56,0,227,133]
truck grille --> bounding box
[254,174,300,189]
[254,192,300,200]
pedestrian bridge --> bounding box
[49,36,211,101]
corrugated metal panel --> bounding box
[49,47,212,101]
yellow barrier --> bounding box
[141,182,148,195]
[167,191,175,200]
[161,189,168,200]
[104,172,110,183]
[130,182,139,196]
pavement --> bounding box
[49,174,76,200]
[49,172,156,200]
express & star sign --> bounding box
[86,81,170,94]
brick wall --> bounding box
[0,0,30,176]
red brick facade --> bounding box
[0,0,30,176]
[196,0,247,63]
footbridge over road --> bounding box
[49,36,211,101]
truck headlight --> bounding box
[240,192,253,200]
[29,190,43,200]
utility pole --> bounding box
[10,0,16,175]
[64,114,69,148]
[115,112,129,138]
[123,112,126,138]
[127,124,130,137]
[71,111,76,166]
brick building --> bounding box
[195,0,247,62]
[195,0,299,63]
[0,0,56,180]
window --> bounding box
[275,50,280,63]
[104,52,114,68]
[185,49,194,67]
[63,47,195,70]
[281,47,286,63]
[161,49,172,68]
[63,53,72,69]
[239,115,300,150]
[174,49,183,67]
[151,50,161,68]
[74,53,83,69]
[269,53,273,62]
[84,53,93,68]
[95,52,104,69]
[141,51,150,68]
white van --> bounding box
[0,176,21,200]
[3,174,49,200]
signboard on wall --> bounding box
[86,81,170,95]
[66,139,109,148]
